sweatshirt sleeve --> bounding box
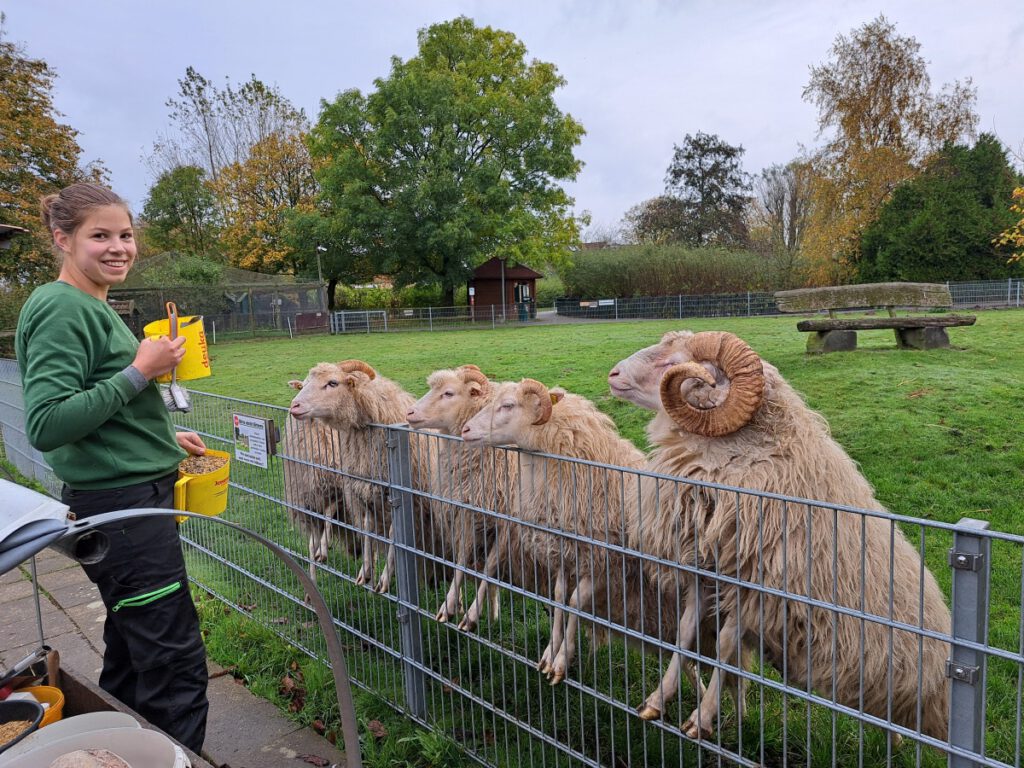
[20,297,141,452]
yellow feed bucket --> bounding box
[142,313,211,383]
[174,449,231,524]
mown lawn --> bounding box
[180,310,1024,767]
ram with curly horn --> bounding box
[288,359,439,593]
[608,330,951,741]
[461,378,676,686]
[406,364,516,623]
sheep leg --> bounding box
[436,566,466,623]
[539,569,567,674]
[459,535,502,632]
[436,525,471,622]
[638,583,705,719]
[487,580,500,621]
[355,507,376,586]
[549,575,595,685]
[374,530,396,593]
[681,611,742,740]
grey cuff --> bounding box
[121,365,150,394]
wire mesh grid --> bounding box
[2,372,1023,768]
[169,391,1024,768]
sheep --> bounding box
[280,409,351,587]
[608,330,951,741]
[461,378,670,685]
[406,365,512,623]
[288,359,436,593]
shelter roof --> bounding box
[471,257,543,280]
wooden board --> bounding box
[775,282,952,313]
[796,314,976,332]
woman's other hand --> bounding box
[176,431,206,456]
[133,335,186,380]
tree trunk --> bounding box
[442,285,456,307]
[327,277,338,311]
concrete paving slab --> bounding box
[0,595,73,648]
[65,600,107,647]
[22,550,77,576]
[34,563,95,591]
[45,578,100,609]
[1,567,25,585]
[0,577,37,601]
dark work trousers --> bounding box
[61,471,209,754]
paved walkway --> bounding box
[1,547,346,768]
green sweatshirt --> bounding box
[15,281,186,490]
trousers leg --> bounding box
[63,473,209,753]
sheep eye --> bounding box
[500,402,514,410]
[443,391,454,398]
[326,380,339,388]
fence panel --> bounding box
[2,373,1023,768]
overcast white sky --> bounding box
[4,0,1022,233]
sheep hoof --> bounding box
[374,579,390,594]
[680,716,713,741]
[457,616,478,633]
[435,608,450,623]
[354,572,368,587]
[537,659,550,674]
[637,704,661,721]
[548,671,565,686]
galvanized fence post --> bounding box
[386,425,427,720]
[947,517,990,768]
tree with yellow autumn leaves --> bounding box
[800,15,978,284]
[0,15,103,285]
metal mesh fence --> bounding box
[556,278,1024,322]
[2,374,1022,768]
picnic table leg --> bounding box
[896,327,951,350]
[806,329,857,354]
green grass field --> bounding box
[182,311,1024,767]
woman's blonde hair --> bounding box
[40,182,131,239]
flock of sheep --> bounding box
[280,330,951,744]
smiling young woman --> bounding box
[14,183,210,752]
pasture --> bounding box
[188,310,1024,767]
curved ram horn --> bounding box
[520,378,554,425]
[660,331,764,437]
[337,359,376,380]
[459,365,491,393]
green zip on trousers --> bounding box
[111,580,182,612]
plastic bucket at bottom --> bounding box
[14,685,63,727]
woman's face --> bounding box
[54,204,136,298]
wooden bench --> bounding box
[774,282,976,354]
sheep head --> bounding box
[407,365,492,433]
[288,360,377,423]
[610,331,764,436]
[461,378,564,448]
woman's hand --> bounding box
[176,431,206,456]
[133,336,186,380]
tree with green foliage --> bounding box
[0,15,102,285]
[141,165,221,257]
[858,134,1021,282]
[663,132,751,248]
[308,16,585,305]
[622,196,688,244]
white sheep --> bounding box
[288,359,435,593]
[461,378,668,685]
[609,330,951,741]
[280,410,350,587]
[406,365,512,623]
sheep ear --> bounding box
[288,379,303,390]
[550,392,564,405]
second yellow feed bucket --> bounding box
[143,309,211,383]
[174,449,231,523]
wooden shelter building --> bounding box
[468,257,542,318]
